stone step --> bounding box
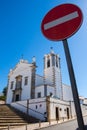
[0,124,27,130]
[0,113,19,115]
[0,117,22,120]
[0,113,20,116]
[0,115,21,118]
[0,126,8,130]
[0,122,27,126]
[0,120,26,123]
[0,111,19,113]
[0,104,39,129]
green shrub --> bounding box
[0,96,6,101]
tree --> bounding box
[2,86,7,96]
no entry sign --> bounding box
[41,4,83,41]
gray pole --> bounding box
[63,39,85,130]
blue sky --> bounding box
[0,0,87,97]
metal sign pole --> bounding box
[62,39,85,130]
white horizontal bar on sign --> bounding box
[44,11,79,30]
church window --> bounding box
[40,104,42,107]
[15,75,22,89]
[56,61,58,67]
[36,105,38,109]
[59,57,61,68]
[52,55,55,66]
[37,92,41,98]
[50,92,53,97]
[60,108,62,111]
[16,81,21,89]
[24,77,28,85]
[47,59,50,68]
[10,81,14,89]
[56,57,58,67]
[15,94,20,101]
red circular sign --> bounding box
[41,4,83,41]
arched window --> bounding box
[56,57,58,67]
[47,59,50,67]
[56,61,58,67]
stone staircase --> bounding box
[0,104,39,129]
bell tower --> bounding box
[44,48,63,99]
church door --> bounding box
[56,107,59,120]
[66,107,69,119]
[15,94,20,101]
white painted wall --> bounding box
[47,85,55,96]
[70,101,76,117]
[28,98,46,120]
[6,76,15,103]
[55,69,62,99]
[81,105,87,115]
[62,84,73,101]
[35,85,44,98]
[49,97,71,120]
[35,85,55,98]
[84,99,87,105]
[11,97,87,122]
[11,97,46,121]
[35,74,44,86]
[44,67,54,85]
[6,60,32,104]
[69,101,87,118]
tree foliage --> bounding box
[2,86,7,96]
[0,95,6,101]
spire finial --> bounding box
[32,56,36,63]
[50,47,54,54]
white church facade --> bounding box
[6,49,87,121]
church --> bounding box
[6,49,87,121]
